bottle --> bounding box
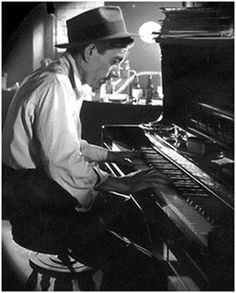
[152,86,161,99]
[122,60,130,79]
[105,78,114,94]
[145,75,154,105]
[121,60,131,97]
[132,75,143,103]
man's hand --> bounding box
[106,151,141,167]
[96,168,173,194]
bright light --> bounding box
[139,21,161,44]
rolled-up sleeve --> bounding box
[35,74,108,209]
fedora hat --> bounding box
[55,6,138,48]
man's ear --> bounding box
[84,44,97,61]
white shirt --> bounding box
[3,52,109,211]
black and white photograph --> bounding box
[2,1,234,291]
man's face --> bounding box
[86,47,128,91]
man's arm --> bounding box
[35,75,103,208]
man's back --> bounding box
[2,56,77,170]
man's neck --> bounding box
[74,55,87,85]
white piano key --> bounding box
[157,188,213,246]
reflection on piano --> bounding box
[100,4,234,291]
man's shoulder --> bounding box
[28,61,70,88]
[47,60,68,76]
[47,55,72,77]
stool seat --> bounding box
[29,252,92,275]
[26,252,96,291]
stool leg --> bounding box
[25,270,38,291]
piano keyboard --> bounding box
[128,147,213,247]
[158,188,212,247]
[109,140,231,248]
[140,146,231,225]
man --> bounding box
[3,6,170,290]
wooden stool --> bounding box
[26,252,96,291]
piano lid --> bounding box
[156,4,234,149]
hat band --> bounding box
[68,20,128,43]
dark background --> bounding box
[2,2,40,41]
[2,2,41,59]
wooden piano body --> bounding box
[100,4,234,291]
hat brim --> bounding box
[55,32,139,48]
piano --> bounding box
[100,4,234,291]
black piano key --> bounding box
[159,170,184,174]
[182,192,209,197]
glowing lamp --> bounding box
[139,21,161,44]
